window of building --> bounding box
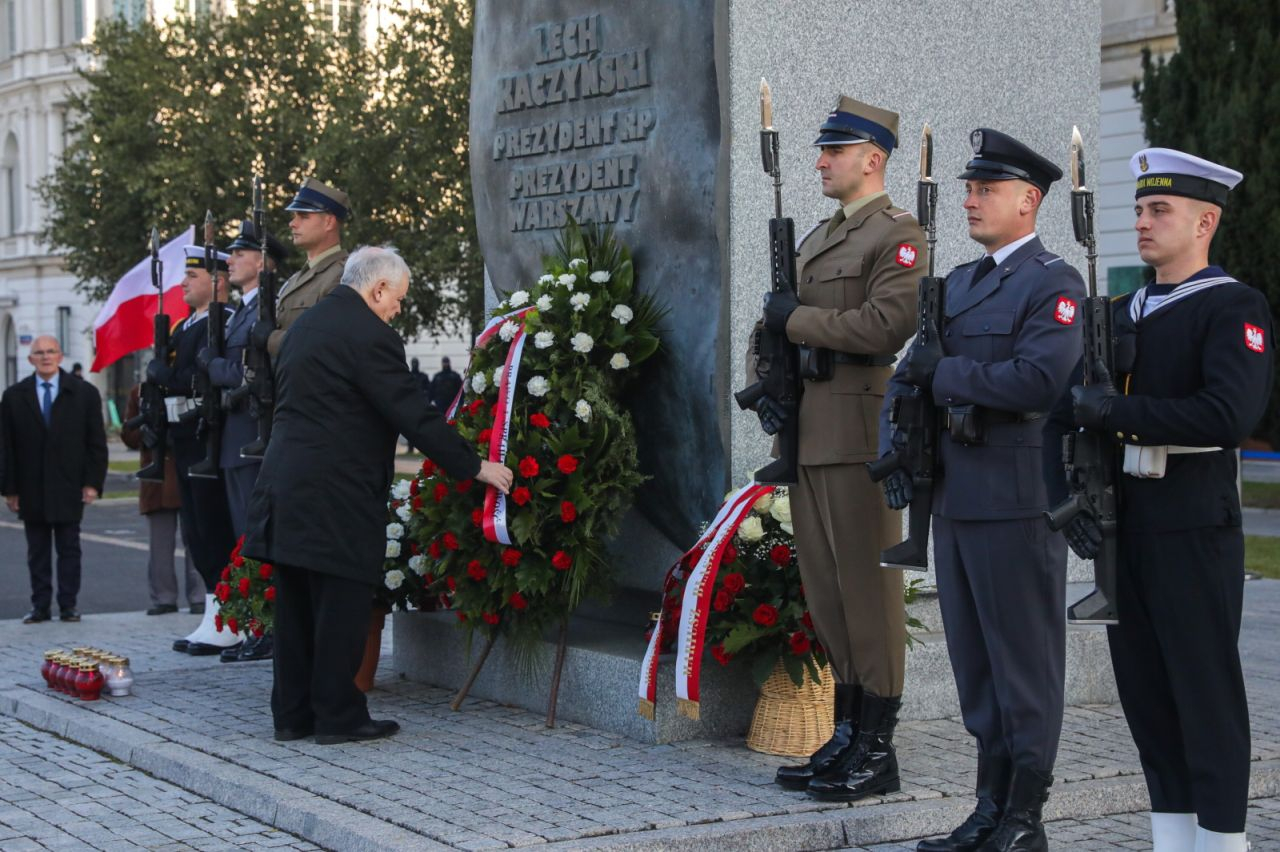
[3,315,15,388]
[1,0,16,60]
[56,306,72,353]
[61,0,85,44]
[310,0,360,34]
[118,0,147,27]
[1,133,19,237]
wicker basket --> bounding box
[745,661,835,757]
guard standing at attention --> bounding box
[753,96,924,802]
[883,129,1084,852]
[1069,148,1271,852]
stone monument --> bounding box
[395,0,1113,743]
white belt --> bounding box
[1123,444,1222,479]
[163,396,195,424]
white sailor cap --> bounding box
[183,245,230,271]
[1130,147,1243,207]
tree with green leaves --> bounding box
[39,0,482,340]
[1137,0,1280,443]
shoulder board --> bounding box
[951,259,979,272]
[1034,250,1064,267]
[797,220,824,249]
[882,206,915,221]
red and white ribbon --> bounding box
[445,306,533,421]
[482,323,530,545]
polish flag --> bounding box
[90,227,194,373]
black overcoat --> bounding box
[1,370,108,523]
[242,286,481,582]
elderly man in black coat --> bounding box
[244,246,512,745]
[2,336,108,623]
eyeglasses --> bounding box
[31,350,60,357]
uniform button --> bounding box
[1131,434,1139,441]
[1115,432,1124,439]
[807,276,814,283]
[945,330,952,337]
[863,384,871,391]
[983,323,990,331]
[836,268,842,275]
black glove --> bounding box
[1071,359,1118,431]
[1063,513,1103,560]
[902,329,943,390]
[249,320,274,351]
[882,468,913,511]
[195,346,213,372]
[763,290,799,334]
[144,358,166,384]
[754,394,790,436]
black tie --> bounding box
[973,255,996,282]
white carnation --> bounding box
[570,292,590,312]
[497,301,508,310]
[538,274,554,285]
[493,366,504,387]
[558,273,576,290]
[391,480,411,501]
[589,270,611,283]
[386,522,404,540]
[569,257,587,270]
[737,516,764,542]
[385,540,402,559]
[536,294,553,312]
[611,304,634,325]
[384,569,405,590]
[534,330,555,349]
[609,352,630,370]
[570,332,594,354]
[408,554,426,575]
[498,320,519,342]
[527,375,549,397]
[395,503,412,522]
[574,399,592,423]
[471,373,487,394]
[508,290,529,307]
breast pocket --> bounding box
[960,311,1016,362]
[803,256,864,311]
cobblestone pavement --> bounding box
[0,580,1276,850]
[0,716,319,851]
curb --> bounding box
[2,686,1278,851]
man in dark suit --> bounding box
[882,129,1085,852]
[1,335,108,623]
[244,246,512,745]
[429,357,462,411]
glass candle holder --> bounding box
[104,657,133,697]
[76,663,104,701]
[41,651,57,688]
[58,656,79,694]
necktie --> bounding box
[40,382,52,426]
[825,208,847,237]
[973,255,997,282]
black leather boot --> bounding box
[774,683,862,790]
[917,753,1012,851]
[976,766,1051,852]
[806,691,901,802]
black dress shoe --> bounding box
[274,726,314,742]
[188,640,241,657]
[188,601,205,615]
[807,692,902,802]
[59,609,81,622]
[219,645,243,663]
[918,754,1011,851]
[22,610,51,624]
[240,633,273,661]
[172,638,191,652]
[147,604,179,615]
[314,719,400,745]
[975,767,1051,852]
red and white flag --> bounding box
[90,227,194,372]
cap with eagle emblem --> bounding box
[1130,147,1243,207]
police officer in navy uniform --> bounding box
[881,129,1085,852]
[1069,149,1271,852]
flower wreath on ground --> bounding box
[214,535,276,638]
[396,220,664,647]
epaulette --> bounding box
[1034,250,1065,267]
[796,220,824,249]
[952,258,980,272]
[882,206,915,221]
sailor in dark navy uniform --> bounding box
[1069,149,1271,852]
[882,129,1085,852]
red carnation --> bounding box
[512,486,531,506]
[264,586,276,602]
[770,544,792,567]
[250,620,265,638]
[428,540,443,560]
[477,428,493,445]
[420,459,436,477]
[215,583,231,603]
[560,501,577,523]
[424,573,434,585]
[471,507,484,527]
[467,398,485,415]
[455,479,473,494]
[711,644,733,666]
[509,592,528,610]
[238,577,252,598]
[482,612,500,625]
[409,478,420,496]
[467,561,487,581]
[214,614,223,632]
[753,604,779,627]
[232,554,245,568]
[501,548,523,567]
[412,495,424,510]
[433,483,448,503]
[226,617,239,635]
[446,576,457,592]
[789,631,811,656]
[801,611,814,630]
[410,541,420,555]
[442,532,459,551]
[259,563,273,580]
[220,566,232,581]
[722,572,745,595]
[552,550,573,571]
[557,454,579,474]
[722,543,738,564]
[713,589,733,612]
[519,456,540,478]
[529,412,550,429]
[457,611,467,622]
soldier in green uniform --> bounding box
[755,96,926,801]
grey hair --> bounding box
[340,245,409,293]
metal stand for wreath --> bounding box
[448,621,571,730]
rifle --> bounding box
[733,78,801,485]
[238,175,277,460]
[127,228,172,483]
[188,210,225,479]
[865,124,942,572]
[1043,126,1120,625]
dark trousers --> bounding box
[173,438,235,590]
[272,564,375,735]
[1109,527,1250,833]
[222,462,261,540]
[933,515,1066,773]
[25,521,82,613]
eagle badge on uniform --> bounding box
[1054,296,1077,325]
[895,244,918,268]
[1245,323,1265,353]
